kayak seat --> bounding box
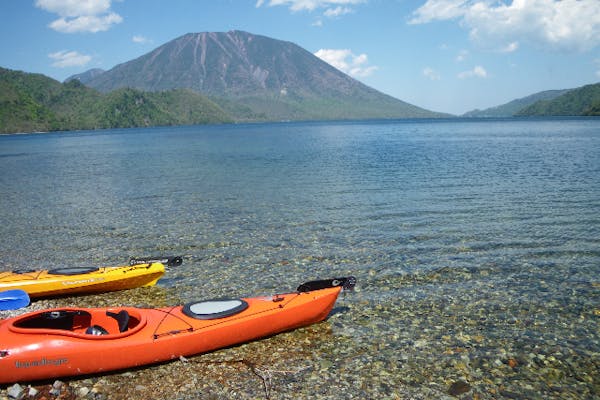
[17,310,91,331]
[106,310,130,333]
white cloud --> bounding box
[409,0,467,23]
[314,48,378,78]
[423,67,441,80]
[35,0,111,17]
[49,13,122,33]
[257,0,364,12]
[48,50,92,68]
[409,0,600,53]
[458,65,487,79]
[595,58,600,78]
[499,41,519,53]
[324,6,353,17]
[456,49,468,62]
[35,0,122,33]
[256,0,364,20]
[133,35,152,44]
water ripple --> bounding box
[1,119,599,398]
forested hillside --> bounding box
[516,83,600,116]
[0,67,232,134]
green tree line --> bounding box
[0,67,232,134]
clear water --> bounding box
[1,118,599,398]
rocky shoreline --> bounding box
[1,272,599,400]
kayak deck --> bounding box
[0,263,165,298]
[0,277,355,383]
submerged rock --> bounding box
[448,380,471,396]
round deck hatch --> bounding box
[182,299,248,320]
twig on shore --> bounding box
[180,357,309,399]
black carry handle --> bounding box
[129,256,183,267]
[297,276,356,292]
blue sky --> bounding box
[1,0,600,115]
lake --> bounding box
[0,118,599,399]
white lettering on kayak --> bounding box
[61,278,105,286]
[15,357,68,368]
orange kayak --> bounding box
[0,277,355,384]
[0,257,181,298]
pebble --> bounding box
[448,380,471,396]
[6,384,22,399]
[0,265,598,399]
[49,380,63,396]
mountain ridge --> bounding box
[3,30,598,134]
[462,83,600,117]
[462,89,571,118]
[79,30,446,120]
[516,83,600,116]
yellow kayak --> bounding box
[0,257,180,298]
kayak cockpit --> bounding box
[9,308,146,339]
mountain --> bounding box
[83,30,445,121]
[462,89,570,117]
[0,67,231,133]
[516,83,600,116]
[65,68,105,85]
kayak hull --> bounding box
[0,280,351,384]
[0,263,165,298]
